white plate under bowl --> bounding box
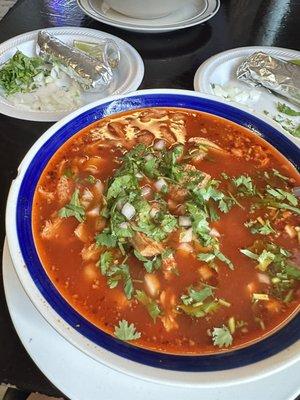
[5,89,300,388]
[0,26,144,122]
[77,0,220,33]
[3,241,300,400]
[193,46,300,144]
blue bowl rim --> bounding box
[15,90,300,372]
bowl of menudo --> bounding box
[6,89,300,384]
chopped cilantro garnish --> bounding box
[240,242,300,300]
[257,184,300,215]
[135,290,161,322]
[266,187,298,206]
[277,102,300,117]
[97,251,133,299]
[285,265,300,279]
[86,175,97,184]
[114,320,141,341]
[208,204,220,221]
[263,201,300,215]
[181,285,214,305]
[143,157,160,178]
[218,197,234,213]
[240,247,275,271]
[240,248,258,260]
[215,251,234,270]
[178,300,220,318]
[134,201,177,242]
[0,50,49,95]
[257,223,275,235]
[133,249,161,272]
[197,253,216,263]
[63,168,74,179]
[197,250,234,270]
[108,264,133,299]
[98,251,113,275]
[244,219,275,235]
[221,172,229,179]
[162,248,173,259]
[186,202,212,246]
[107,174,136,200]
[179,284,221,318]
[58,189,85,222]
[95,231,118,248]
[212,325,233,348]
[233,175,256,196]
[160,213,177,233]
[272,169,290,182]
[257,249,276,271]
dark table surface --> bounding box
[0,0,299,397]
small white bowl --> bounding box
[103,0,191,19]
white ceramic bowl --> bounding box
[5,89,300,387]
[103,0,191,19]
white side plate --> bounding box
[0,27,144,121]
[194,46,300,144]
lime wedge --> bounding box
[73,40,120,69]
[74,40,104,59]
[290,59,300,66]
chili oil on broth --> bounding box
[32,107,300,355]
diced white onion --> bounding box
[177,242,194,253]
[119,222,129,229]
[135,172,143,179]
[210,227,220,237]
[154,178,167,192]
[82,188,94,202]
[179,227,193,243]
[121,202,136,220]
[211,83,261,105]
[8,69,82,112]
[257,273,271,285]
[87,206,100,217]
[94,180,104,195]
[144,273,160,298]
[154,139,166,150]
[150,207,159,218]
[292,187,300,197]
[178,216,192,227]
[141,185,152,198]
[284,224,296,239]
[74,223,89,243]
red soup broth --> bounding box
[32,108,300,355]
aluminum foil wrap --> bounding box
[236,52,300,106]
[37,31,113,90]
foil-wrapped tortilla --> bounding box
[37,31,113,90]
[236,52,300,106]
